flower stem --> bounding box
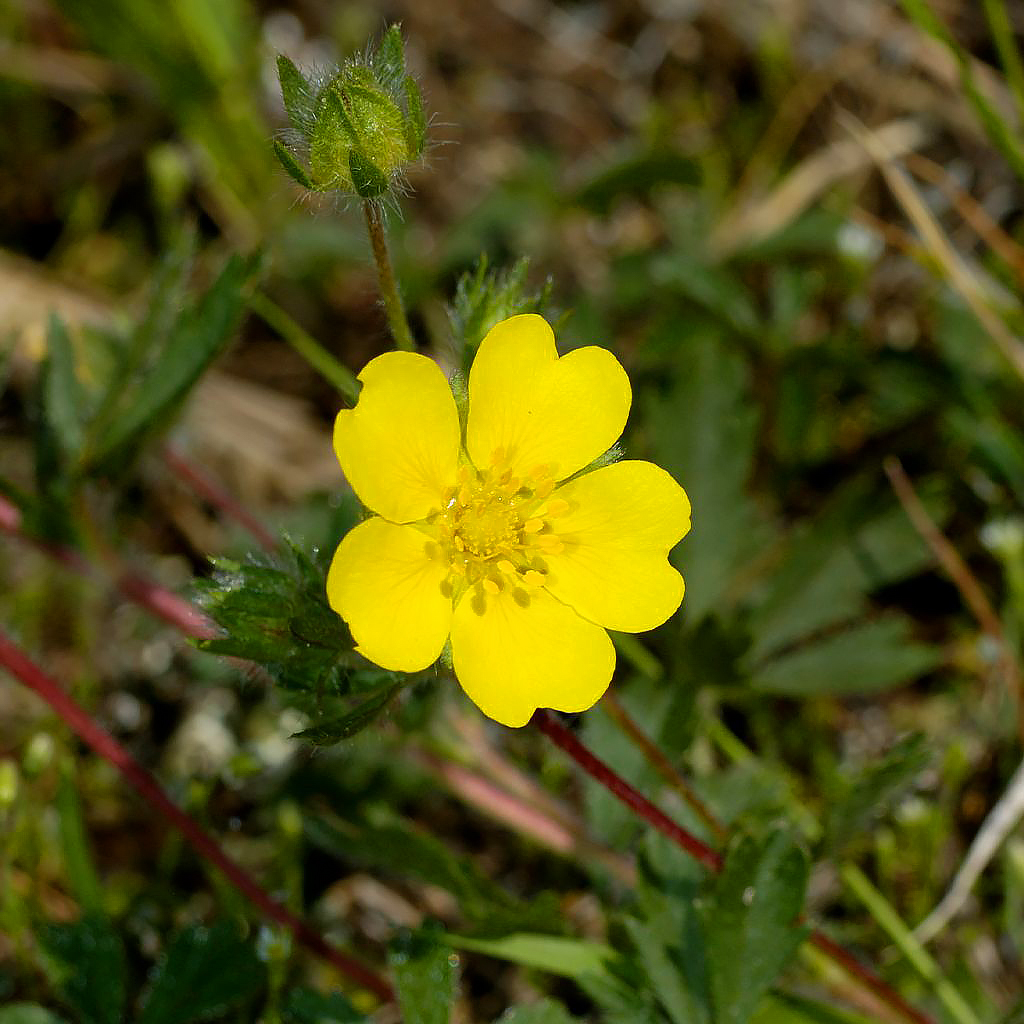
[363,201,415,351]
[534,709,722,872]
[600,692,727,841]
[163,447,281,553]
[534,710,935,1024]
[0,630,393,1004]
[248,293,361,403]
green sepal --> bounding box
[310,88,358,189]
[374,24,407,90]
[403,77,427,157]
[276,54,316,136]
[348,149,389,198]
[273,140,316,189]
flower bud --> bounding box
[275,25,427,199]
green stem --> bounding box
[840,863,980,1024]
[248,293,361,403]
[363,201,415,351]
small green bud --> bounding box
[0,760,18,808]
[274,25,428,198]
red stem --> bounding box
[163,447,281,554]
[0,630,393,1003]
[0,491,935,1022]
[0,495,213,640]
[534,710,934,1024]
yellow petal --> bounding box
[542,460,690,633]
[450,586,615,727]
[466,314,631,482]
[335,351,460,523]
[326,517,452,672]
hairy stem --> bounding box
[534,710,935,1024]
[0,631,393,1003]
[363,201,415,351]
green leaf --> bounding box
[825,734,930,855]
[0,1006,71,1024]
[491,999,582,1024]
[445,933,614,980]
[646,329,767,620]
[89,253,254,473]
[348,150,389,198]
[138,921,266,1024]
[283,987,367,1023]
[277,54,316,135]
[751,615,941,696]
[294,683,403,744]
[274,140,316,189]
[651,257,761,335]
[43,316,86,461]
[39,914,126,1024]
[624,918,708,1024]
[55,762,103,912]
[747,486,949,661]
[704,831,810,1024]
[389,929,457,1024]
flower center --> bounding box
[427,450,571,607]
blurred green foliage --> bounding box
[3,0,1024,1021]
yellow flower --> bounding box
[326,314,691,727]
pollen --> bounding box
[434,451,569,601]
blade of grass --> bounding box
[247,293,361,403]
[898,0,1024,180]
[840,864,980,1024]
[981,0,1024,127]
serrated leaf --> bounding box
[283,986,367,1023]
[825,734,930,855]
[492,999,582,1024]
[348,150,389,198]
[89,253,254,473]
[389,930,457,1024]
[277,54,315,135]
[274,140,316,189]
[704,831,810,1024]
[646,329,767,620]
[138,921,266,1024]
[0,1007,70,1024]
[43,316,86,461]
[446,933,614,980]
[296,683,403,744]
[751,615,940,696]
[747,486,950,661]
[39,914,126,1024]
